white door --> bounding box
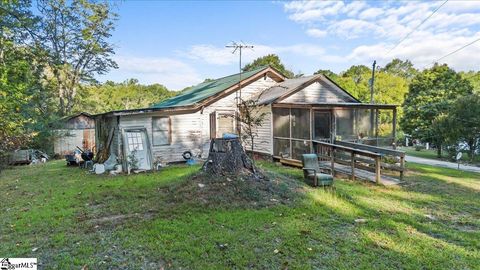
[124,129,151,171]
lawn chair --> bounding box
[301,154,334,187]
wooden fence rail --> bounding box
[312,140,383,184]
[334,140,406,181]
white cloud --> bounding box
[306,28,327,38]
[348,32,480,70]
[180,45,236,65]
[180,43,327,66]
[108,55,203,90]
[283,0,480,71]
[358,7,383,20]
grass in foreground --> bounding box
[0,160,479,269]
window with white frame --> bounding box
[126,132,144,151]
[152,117,171,145]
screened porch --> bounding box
[271,103,398,161]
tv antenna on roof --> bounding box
[226,41,254,108]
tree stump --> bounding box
[203,138,254,175]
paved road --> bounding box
[405,155,480,174]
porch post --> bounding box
[375,109,379,146]
[392,107,397,149]
[309,107,313,153]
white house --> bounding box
[94,66,397,172]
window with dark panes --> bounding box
[152,117,171,145]
[126,131,144,151]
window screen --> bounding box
[291,109,310,139]
[292,140,310,160]
[314,111,331,140]
[336,109,354,140]
[355,109,373,137]
[126,132,144,151]
[273,108,290,138]
[273,138,290,158]
[152,117,170,145]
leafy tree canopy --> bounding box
[314,69,338,80]
[460,71,480,94]
[243,54,294,78]
[442,94,480,160]
[76,79,176,114]
[400,63,473,145]
[381,58,418,80]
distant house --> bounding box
[53,112,96,155]
[94,66,398,172]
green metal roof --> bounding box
[150,66,269,109]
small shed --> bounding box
[53,112,96,155]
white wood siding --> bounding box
[115,76,277,164]
[242,105,272,154]
[280,80,356,104]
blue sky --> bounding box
[102,1,480,90]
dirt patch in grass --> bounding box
[168,168,306,209]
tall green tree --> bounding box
[445,94,480,160]
[243,54,294,78]
[381,59,418,81]
[77,79,176,114]
[0,0,53,161]
[314,69,338,80]
[461,71,480,94]
[401,63,473,157]
[34,0,118,115]
[335,65,371,101]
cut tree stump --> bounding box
[203,138,255,175]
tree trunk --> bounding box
[203,138,254,175]
[468,140,476,162]
[437,144,442,158]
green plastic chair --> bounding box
[301,154,334,187]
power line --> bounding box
[386,0,448,56]
[423,37,480,69]
[433,37,480,63]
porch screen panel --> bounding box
[355,109,373,137]
[272,108,290,138]
[291,109,310,139]
[335,109,355,141]
[273,138,290,158]
[313,111,331,140]
[292,140,310,160]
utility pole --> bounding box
[370,60,376,104]
[226,42,254,108]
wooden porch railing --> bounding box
[312,140,383,184]
[334,140,406,181]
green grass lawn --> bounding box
[1,160,479,269]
